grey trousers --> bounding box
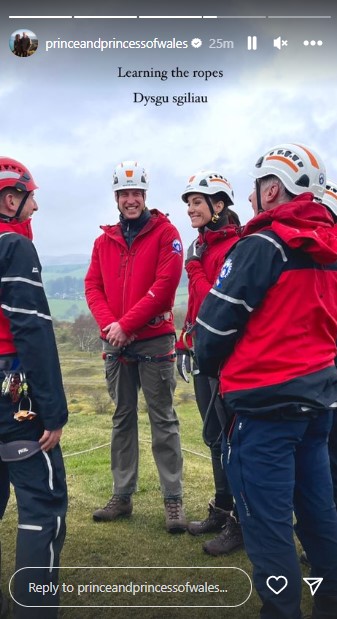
[104,335,183,498]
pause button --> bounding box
[247,36,257,50]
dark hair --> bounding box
[227,209,241,226]
[211,191,233,208]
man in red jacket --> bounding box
[196,144,337,619]
[85,160,186,532]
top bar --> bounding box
[8,14,332,20]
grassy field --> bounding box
[1,345,313,618]
[47,299,89,320]
[40,262,189,322]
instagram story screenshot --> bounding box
[0,1,336,618]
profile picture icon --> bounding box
[9,29,38,57]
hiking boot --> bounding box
[203,515,244,556]
[300,551,311,567]
[93,495,132,522]
[164,498,187,533]
[187,499,230,536]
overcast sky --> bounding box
[0,2,336,258]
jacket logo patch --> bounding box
[216,258,232,286]
[32,267,38,273]
[172,239,182,254]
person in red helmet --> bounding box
[85,161,186,533]
[0,157,68,618]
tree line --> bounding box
[44,276,85,298]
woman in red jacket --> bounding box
[176,170,243,555]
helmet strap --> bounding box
[205,195,215,217]
[0,190,30,221]
[256,179,264,214]
[0,213,12,222]
[14,191,30,220]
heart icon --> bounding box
[266,576,288,595]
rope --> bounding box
[63,438,211,461]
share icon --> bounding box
[303,578,323,596]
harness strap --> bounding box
[148,311,172,326]
[103,350,176,363]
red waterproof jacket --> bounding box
[196,194,337,416]
[85,209,183,341]
[177,225,239,350]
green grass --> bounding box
[1,349,313,619]
[41,267,87,283]
[47,299,89,320]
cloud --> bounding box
[0,50,336,255]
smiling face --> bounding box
[116,188,146,219]
[187,193,224,228]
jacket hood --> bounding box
[243,193,337,264]
[0,217,33,240]
[200,224,239,246]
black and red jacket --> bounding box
[0,219,68,432]
[195,194,337,416]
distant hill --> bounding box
[40,254,90,267]
[41,256,187,321]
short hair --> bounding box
[260,174,294,201]
[0,187,24,203]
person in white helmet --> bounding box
[300,178,337,571]
[176,170,243,555]
[85,161,186,533]
[322,180,337,218]
[321,180,337,508]
[195,144,337,619]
